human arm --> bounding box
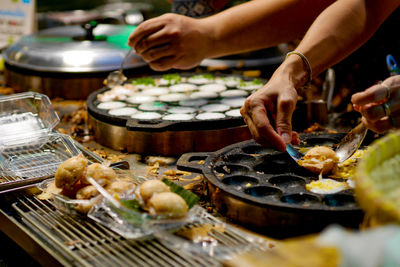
[241,0,399,151]
[128,0,335,71]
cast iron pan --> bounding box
[177,133,365,238]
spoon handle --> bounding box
[120,47,134,73]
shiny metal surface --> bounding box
[3,24,146,73]
[336,123,368,162]
[4,66,107,99]
[89,113,252,156]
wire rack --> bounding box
[11,194,270,267]
[5,141,269,266]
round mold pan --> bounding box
[322,194,358,208]
[253,153,297,174]
[243,186,283,202]
[241,144,276,156]
[221,174,260,189]
[280,193,321,207]
[291,163,320,178]
[177,139,364,237]
[268,174,307,194]
[213,162,251,176]
[221,153,257,165]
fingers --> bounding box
[148,55,180,71]
[140,44,175,63]
[359,102,389,122]
[351,83,391,106]
[128,18,165,48]
[362,112,399,133]
[291,131,300,145]
[241,93,286,152]
[135,25,179,54]
[275,91,297,144]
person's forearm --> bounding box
[199,0,336,58]
[295,0,399,78]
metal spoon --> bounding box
[334,123,367,162]
[106,47,134,88]
[287,123,368,163]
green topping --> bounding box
[162,74,182,82]
[132,77,156,86]
[121,199,141,210]
[162,178,200,209]
[239,78,263,86]
[252,78,262,84]
[112,203,144,227]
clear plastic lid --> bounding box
[0,92,59,148]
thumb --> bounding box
[276,94,296,144]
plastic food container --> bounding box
[0,92,80,181]
[89,201,203,240]
[0,92,59,147]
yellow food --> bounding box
[331,149,366,179]
[83,163,117,186]
[306,178,348,194]
[139,179,170,203]
[148,192,188,218]
[55,153,88,189]
[298,146,339,175]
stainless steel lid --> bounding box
[3,23,146,73]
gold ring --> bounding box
[382,83,391,100]
[383,102,391,117]
[390,115,397,128]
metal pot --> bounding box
[3,22,147,99]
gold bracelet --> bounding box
[286,51,312,89]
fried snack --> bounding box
[74,196,102,214]
[37,181,62,200]
[148,192,188,218]
[106,180,136,195]
[139,179,170,203]
[76,185,100,200]
[61,180,86,199]
[298,146,339,175]
[82,163,117,186]
[55,154,88,189]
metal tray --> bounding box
[177,133,364,238]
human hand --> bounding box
[351,75,400,133]
[240,75,300,152]
[128,14,212,71]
